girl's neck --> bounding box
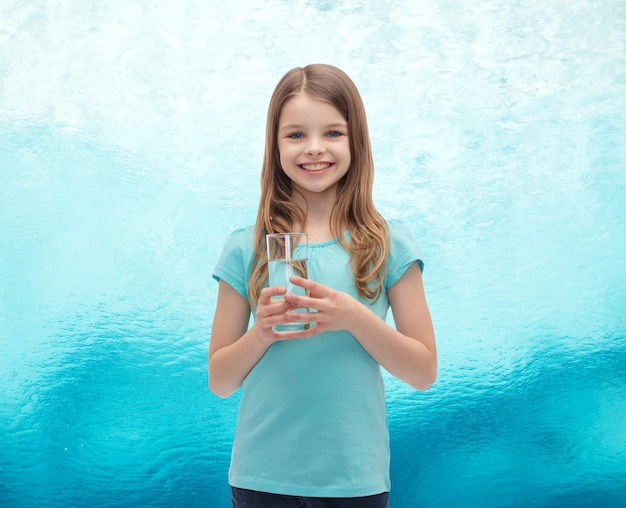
[304,212,334,243]
[292,188,339,244]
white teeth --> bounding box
[301,163,331,171]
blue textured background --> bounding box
[1,1,625,506]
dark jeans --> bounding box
[231,487,390,508]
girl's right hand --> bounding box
[254,285,296,344]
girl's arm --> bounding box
[284,261,437,390]
[208,281,261,398]
[377,261,437,390]
[208,280,296,398]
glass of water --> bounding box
[266,232,309,332]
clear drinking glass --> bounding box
[266,232,309,332]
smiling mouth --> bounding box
[299,162,332,171]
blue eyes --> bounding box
[287,131,343,139]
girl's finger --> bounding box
[283,292,319,310]
[288,276,325,294]
[258,285,287,305]
[285,310,319,325]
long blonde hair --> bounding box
[248,64,389,306]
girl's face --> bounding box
[277,93,351,202]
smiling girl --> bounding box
[209,64,437,508]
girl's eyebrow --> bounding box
[279,124,303,132]
[279,122,348,132]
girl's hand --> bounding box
[281,276,361,336]
[254,285,304,344]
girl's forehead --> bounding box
[279,93,345,122]
[284,92,329,107]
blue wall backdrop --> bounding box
[1,1,625,507]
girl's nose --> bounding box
[305,138,325,156]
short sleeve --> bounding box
[385,219,425,289]
[212,226,255,300]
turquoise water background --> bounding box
[1,1,625,506]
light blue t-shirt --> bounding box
[212,219,423,497]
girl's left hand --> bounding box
[282,276,361,336]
